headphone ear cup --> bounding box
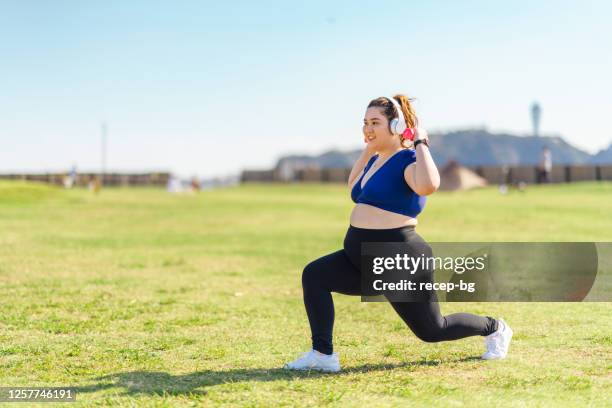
[389,118,399,135]
[395,117,407,135]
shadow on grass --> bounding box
[74,356,481,397]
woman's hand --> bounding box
[348,136,377,187]
[363,136,377,155]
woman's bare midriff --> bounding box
[350,203,418,229]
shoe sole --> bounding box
[284,365,340,373]
[481,353,507,360]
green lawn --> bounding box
[0,181,610,407]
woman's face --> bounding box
[363,107,394,148]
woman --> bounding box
[284,95,513,372]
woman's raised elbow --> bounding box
[415,181,439,196]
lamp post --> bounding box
[101,122,107,185]
[531,102,541,137]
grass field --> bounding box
[0,180,610,407]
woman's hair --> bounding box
[367,94,419,148]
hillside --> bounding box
[275,130,610,170]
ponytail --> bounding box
[393,94,419,149]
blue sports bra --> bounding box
[351,149,426,218]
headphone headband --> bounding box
[389,97,404,124]
[388,96,407,136]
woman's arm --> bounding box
[348,147,376,188]
[404,128,440,196]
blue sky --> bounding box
[1,1,611,177]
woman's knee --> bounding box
[411,317,447,343]
[301,250,348,291]
[414,330,445,343]
[302,260,322,289]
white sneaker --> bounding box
[481,318,513,360]
[284,349,341,372]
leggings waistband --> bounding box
[348,224,416,232]
[347,225,417,239]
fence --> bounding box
[241,165,612,184]
[0,172,171,187]
[473,165,612,184]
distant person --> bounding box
[284,95,512,372]
[499,165,511,194]
[88,176,101,194]
[69,165,78,186]
[190,176,200,192]
[63,165,78,189]
[167,176,183,193]
[537,147,552,184]
[62,173,73,189]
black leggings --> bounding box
[302,225,498,355]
